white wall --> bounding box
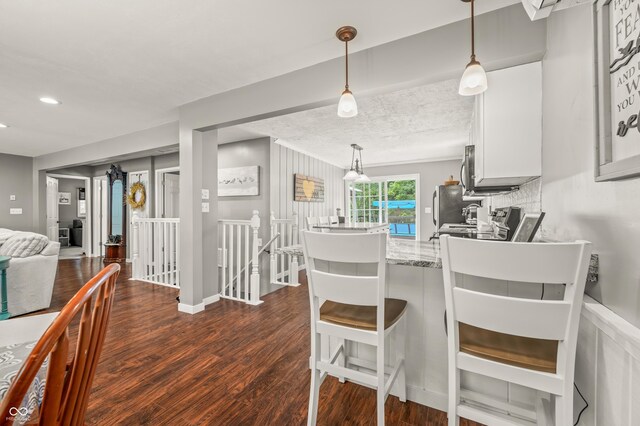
[270,141,345,231]
[538,5,640,328]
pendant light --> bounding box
[343,144,370,181]
[336,26,358,118]
[458,0,488,96]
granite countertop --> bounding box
[277,238,442,269]
[277,239,600,280]
[313,222,389,231]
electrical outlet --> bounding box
[201,189,210,200]
[9,195,16,201]
[201,202,210,213]
[424,207,432,214]
[9,208,22,215]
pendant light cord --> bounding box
[345,40,349,90]
[470,0,476,61]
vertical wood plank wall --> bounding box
[270,142,345,231]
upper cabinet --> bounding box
[470,61,542,188]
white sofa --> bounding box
[0,230,60,317]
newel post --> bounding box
[270,211,277,285]
[291,212,299,245]
[289,211,300,286]
[131,212,140,279]
[249,210,263,305]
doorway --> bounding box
[155,167,180,218]
[46,174,93,258]
[346,174,420,240]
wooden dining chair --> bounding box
[329,216,339,225]
[0,264,120,426]
[301,231,407,426]
[318,216,330,226]
[440,235,591,426]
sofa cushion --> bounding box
[0,233,49,258]
[0,341,47,423]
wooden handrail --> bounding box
[0,264,120,425]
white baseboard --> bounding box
[178,302,204,314]
[203,294,220,306]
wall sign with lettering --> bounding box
[595,0,640,180]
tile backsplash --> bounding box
[487,178,542,214]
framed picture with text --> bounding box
[595,0,640,181]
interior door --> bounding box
[93,177,108,256]
[163,173,180,218]
[46,176,59,241]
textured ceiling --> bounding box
[0,0,517,157]
[227,78,473,167]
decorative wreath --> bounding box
[127,181,146,210]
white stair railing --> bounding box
[270,212,300,287]
[219,210,262,305]
[131,214,180,287]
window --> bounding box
[347,175,419,239]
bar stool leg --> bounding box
[338,338,346,383]
[396,316,407,403]
[308,331,321,426]
[448,367,460,426]
[377,342,385,426]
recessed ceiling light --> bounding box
[40,97,61,105]
[0,123,7,128]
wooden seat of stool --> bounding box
[459,323,558,374]
[320,298,407,331]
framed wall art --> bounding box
[294,174,324,202]
[218,166,260,197]
[58,192,71,205]
[595,0,640,180]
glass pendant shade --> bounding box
[356,173,371,183]
[338,90,358,118]
[458,60,487,96]
[343,169,360,181]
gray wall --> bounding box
[270,141,345,232]
[57,178,84,229]
[364,160,461,241]
[537,5,640,327]
[0,153,34,231]
[218,138,271,294]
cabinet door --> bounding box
[476,62,542,186]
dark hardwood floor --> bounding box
[47,258,482,426]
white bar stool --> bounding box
[301,231,407,426]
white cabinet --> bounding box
[471,61,542,187]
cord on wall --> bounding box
[574,383,588,426]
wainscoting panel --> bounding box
[576,296,640,425]
[270,141,345,231]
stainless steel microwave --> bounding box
[461,145,518,196]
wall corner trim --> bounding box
[177,302,205,315]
